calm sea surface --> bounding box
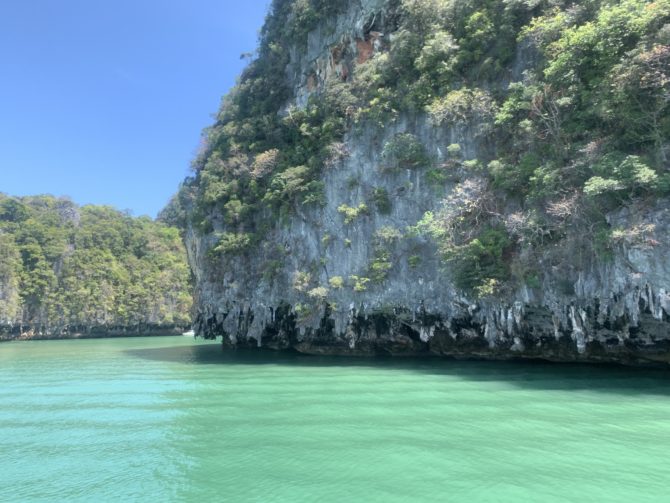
[1,336,669,502]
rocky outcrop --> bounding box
[185,0,670,365]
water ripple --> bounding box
[1,337,670,502]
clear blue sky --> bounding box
[0,0,270,217]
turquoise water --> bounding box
[1,336,670,502]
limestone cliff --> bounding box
[182,0,670,364]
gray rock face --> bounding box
[286,0,392,108]
[186,0,670,365]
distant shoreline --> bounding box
[0,327,193,343]
[0,333,191,343]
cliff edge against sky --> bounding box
[173,0,670,364]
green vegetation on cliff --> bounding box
[172,0,355,241]
[180,0,670,297]
[417,0,670,295]
[0,194,192,334]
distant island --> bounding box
[0,194,192,340]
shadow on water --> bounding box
[125,342,670,397]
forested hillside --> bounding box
[0,194,192,339]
